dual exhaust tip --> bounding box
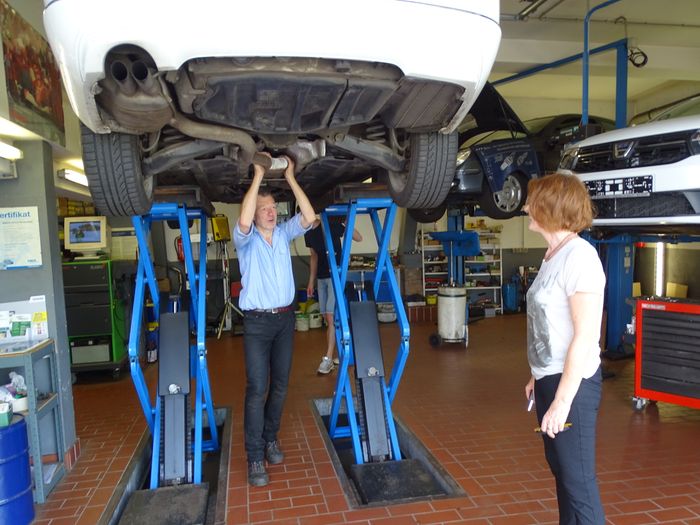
[109,59,159,96]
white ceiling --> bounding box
[494,0,700,114]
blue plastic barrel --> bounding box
[0,415,34,525]
[502,283,518,313]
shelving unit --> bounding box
[420,227,448,297]
[419,227,503,314]
[0,338,65,503]
[464,231,502,313]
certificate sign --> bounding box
[0,206,42,269]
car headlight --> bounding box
[559,147,579,171]
[456,148,472,165]
[690,130,700,155]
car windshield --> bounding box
[654,97,700,121]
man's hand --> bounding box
[282,155,296,182]
[307,283,314,299]
[253,151,271,179]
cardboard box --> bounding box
[666,282,688,298]
[632,282,642,297]
[402,267,423,296]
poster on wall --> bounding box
[0,0,65,145]
[0,206,42,270]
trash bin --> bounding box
[0,415,34,525]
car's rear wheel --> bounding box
[407,202,447,223]
[478,172,528,219]
[81,124,154,216]
[388,132,458,210]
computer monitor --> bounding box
[64,216,110,257]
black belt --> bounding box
[247,305,295,314]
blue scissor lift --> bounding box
[323,199,408,467]
[120,203,220,521]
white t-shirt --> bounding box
[526,237,606,380]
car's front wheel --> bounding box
[81,124,154,216]
[388,132,458,210]
[478,172,528,219]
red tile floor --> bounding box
[34,314,700,524]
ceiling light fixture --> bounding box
[57,168,89,187]
[0,140,23,160]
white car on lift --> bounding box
[558,96,700,230]
[43,0,502,216]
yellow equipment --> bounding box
[211,214,231,242]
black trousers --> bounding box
[242,310,295,462]
[535,367,605,525]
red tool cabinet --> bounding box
[635,297,700,410]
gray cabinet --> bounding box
[0,338,65,503]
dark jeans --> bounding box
[243,310,295,462]
[535,367,605,525]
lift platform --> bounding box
[323,199,408,466]
[119,203,221,523]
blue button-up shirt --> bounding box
[233,213,310,310]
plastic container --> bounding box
[437,286,468,343]
[502,283,518,313]
[309,312,323,329]
[0,415,34,525]
[295,312,309,331]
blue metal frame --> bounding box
[582,0,623,126]
[493,37,628,129]
[582,233,634,355]
[128,203,219,488]
[324,199,409,464]
[583,232,700,354]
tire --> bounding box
[388,132,458,209]
[478,172,528,220]
[81,124,153,216]
[408,202,447,223]
[429,333,442,348]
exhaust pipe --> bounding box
[130,60,160,96]
[109,60,136,96]
[169,110,257,166]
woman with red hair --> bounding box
[524,174,606,524]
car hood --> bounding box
[572,114,700,148]
[458,82,529,143]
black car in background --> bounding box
[409,83,615,221]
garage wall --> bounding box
[507,96,616,121]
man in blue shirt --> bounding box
[233,154,315,487]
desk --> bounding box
[0,338,65,503]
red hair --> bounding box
[526,174,594,232]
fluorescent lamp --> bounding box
[57,168,89,187]
[654,242,665,296]
[0,140,23,160]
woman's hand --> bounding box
[525,376,535,401]
[307,283,314,299]
[540,398,571,438]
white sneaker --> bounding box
[317,356,335,374]
[333,357,340,366]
